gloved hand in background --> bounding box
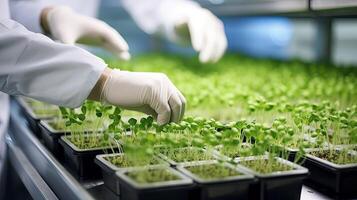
[89,68,186,125]
[173,7,227,64]
[121,0,227,64]
[41,6,130,60]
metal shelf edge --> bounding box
[9,99,94,200]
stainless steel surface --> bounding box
[6,135,58,200]
[301,186,332,200]
[312,0,357,10]
[200,0,309,16]
[310,0,357,17]
[196,0,357,17]
[8,99,94,200]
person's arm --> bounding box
[9,0,100,33]
[42,6,130,60]
[0,18,106,107]
[121,0,198,40]
[10,1,130,60]
[122,0,227,63]
[0,19,185,124]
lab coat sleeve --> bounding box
[121,0,200,42]
[9,0,50,33]
[0,19,106,108]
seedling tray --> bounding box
[212,143,259,161]
[17,98,57,138]
[276,146,299,162]
[177,160,255,200]
[274,135,319,162]
[303,147,357,198]
[39,120,72,159]
[236,156,309,200]
[59,135,118,179]
[157,147,217,167]
[115,166,194,200]
[95,153,168,195]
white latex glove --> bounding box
[101,69,186,125]
[174,7,227,63]
[45,6,130,60]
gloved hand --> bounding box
[42,6,130,60]
[174,7,227,63]
[90,68,186,125]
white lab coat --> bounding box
[0,0,10,190]
[9,0,200,42]
[0,0,107,189]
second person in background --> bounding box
[10,0,228,63]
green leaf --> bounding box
[140,117,147,125]
[65,121,72,127]
[78,114,85,121]
[96,109,102,117]
[59,107,68,116]
[128,118,137,126]
[81,106,87,114]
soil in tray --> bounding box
[283,138,321,150]
[185,163,242,180]
[126,168,181,184]
[310,150,357,165]
[105,155,162,168]
[33,108,60,118]
[47,119,103,133]
[160,148,214,163]
[67,135,114,149]
[47,121,72,132]
[219,145,254,158]
[25,98,56,108]
[240,158,293,174]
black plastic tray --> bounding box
[115,166,194,200]
[177,160,256,200]
[17,98,56,138]
[277,146,300,162]
[95,153,168,195]
[39,120,71,159]
[303,147,357,198]
[236,156,309,200]
[59,135,118,180]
